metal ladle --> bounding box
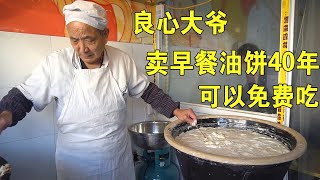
[195,119,214,144]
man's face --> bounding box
[66,22,108,66]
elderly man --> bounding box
[0,1,196,179]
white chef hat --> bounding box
[63,0,108,30]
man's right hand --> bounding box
[0,111,12,134]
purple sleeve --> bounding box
[0,88,33,126]
[141,82,180,118]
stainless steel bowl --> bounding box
[128,121,170,150]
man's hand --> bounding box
[173,108,197,125]
[0,111,12,134]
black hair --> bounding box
[236,43,259,56]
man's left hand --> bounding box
[173,108,197,125]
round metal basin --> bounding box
[128,121,170,150]
[164,115,307,180]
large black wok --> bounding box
[164,115,307,180]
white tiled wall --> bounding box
[0,31,153,180]
[1,135,56,180]
[0,32,52,88]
